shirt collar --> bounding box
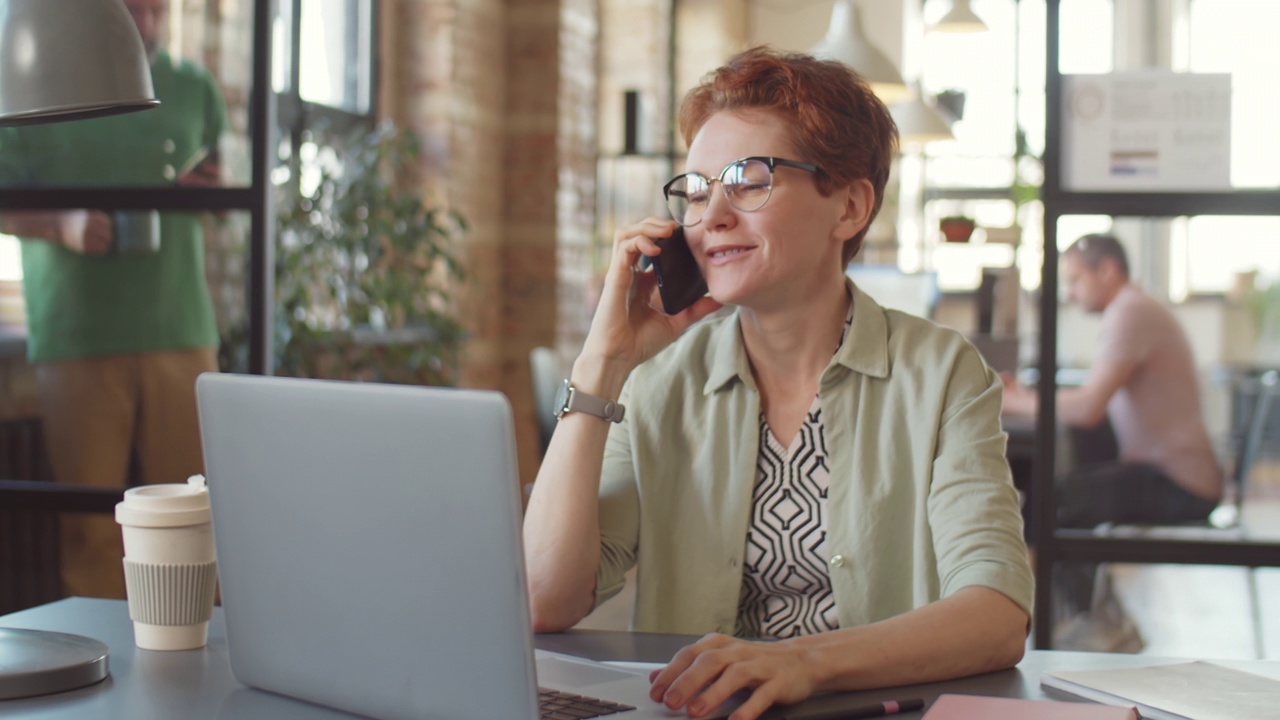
[702,277,891,395]
[833,279,890,379]
[704,307,754,395]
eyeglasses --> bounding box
[662,156,823,227]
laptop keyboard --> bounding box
[538,688,636,719]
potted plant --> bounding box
[273,122,467,386]
[940,215,977,243]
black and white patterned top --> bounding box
[735,303,853,639]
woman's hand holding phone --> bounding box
[579,218,722,383]
[648,226,709,315]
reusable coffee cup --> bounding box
[111,210,161,254]
[114,475,218,651]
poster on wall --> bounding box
[1061,72,1232,191]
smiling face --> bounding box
[682,110,869,312]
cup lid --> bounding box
[115,475,212,527]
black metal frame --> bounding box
[0,0,276,534]
[1032,0,1280,649]
[0,0,384,609]
[0,0,278,374]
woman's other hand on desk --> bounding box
[646,589,1026,720]
[648,633,818,720]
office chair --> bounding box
[1210,369,1278,529]
[529,346,560,458]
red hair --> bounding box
[678,47,898,264]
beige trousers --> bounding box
[37,347,218,599]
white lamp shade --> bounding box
[0,0,158,126]
[891,92,954,145]
[932,0,989,33]
[810,0,909,105]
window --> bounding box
[272,0,377,200]
[1187,0,1280,189]
[909,0,1121,291]
[909,0,1053,290]
[1173,0,1280,294]
[1174,216,1280,299]
[274,0,373,114]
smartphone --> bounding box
[177,146,214,177]
[650,227,708,315]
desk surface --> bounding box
[1,597,1272,719]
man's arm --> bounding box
[1003,300,1143,427]
[0,211,114,255]
[1054,355,1136,427]
[1002,357,1137,427]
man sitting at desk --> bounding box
[1003,233,1222,532]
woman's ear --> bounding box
[835,178,876,241]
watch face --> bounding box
[553,380,571,418]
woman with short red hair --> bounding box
[525,47,1031,720]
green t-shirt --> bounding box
[0,50,227,363]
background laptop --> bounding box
[197,374,733,720]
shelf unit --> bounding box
[1031,0,1280,649]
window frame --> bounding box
[275,0,380,205]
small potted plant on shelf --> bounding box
[939,215,977,243]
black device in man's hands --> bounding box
[650,227,708,315]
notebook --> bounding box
[1041,661,1280,720]
[197,374,740,720]
[922,693,1137,719]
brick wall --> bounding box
[386,0,598,489]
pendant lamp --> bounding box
[931,0,989,33]
[890,85,955,146]
[0,0,159,126]
[810,0,909,105]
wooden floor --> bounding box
[576,464,1280,661]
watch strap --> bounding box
[558,381,625,423]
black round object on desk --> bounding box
[0,628,109,700]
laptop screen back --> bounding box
[197,374,538,720]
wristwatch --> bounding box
[553,379,625,423]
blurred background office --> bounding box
[1,0,1278,660]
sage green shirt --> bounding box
[596,281,1033,635]
[0,50,225,363]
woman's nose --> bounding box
[699,182,737,230]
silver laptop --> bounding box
[197,374,730,720]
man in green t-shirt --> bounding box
[0,0,226,599]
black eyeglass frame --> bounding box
[662,156,823,227]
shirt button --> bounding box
[163,164,176,180]
[828,554,845,568]
[163,139,175,153]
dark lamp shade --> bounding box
[0,0,159,126]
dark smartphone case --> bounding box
[651,227,709,315]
